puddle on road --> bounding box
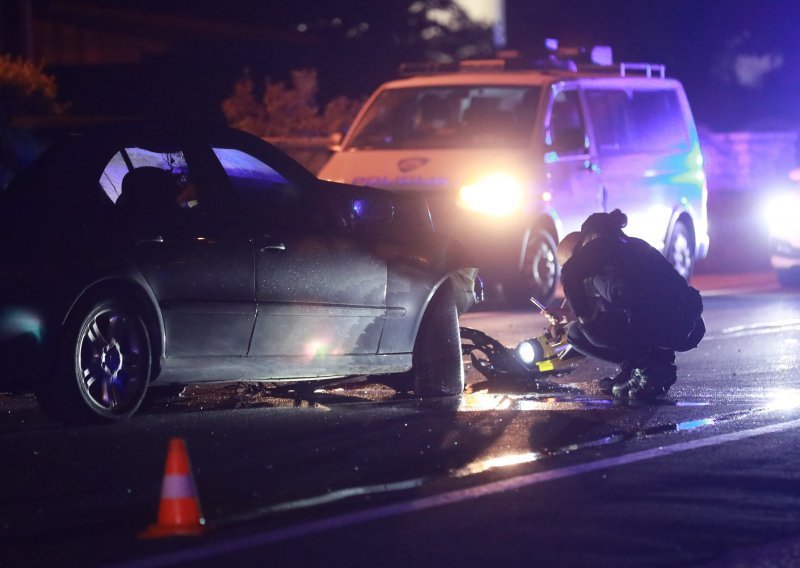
[454,407,752,477]
[458,391,617,412]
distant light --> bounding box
[765,193,800,239]
[297,23,308,32]
[590,45,613,66]
[542,191,552,202]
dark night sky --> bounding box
[12,0,800,131]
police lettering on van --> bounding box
[319,46,709,306]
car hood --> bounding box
[315,178,436,233]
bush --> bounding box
[0,55,65,118]
[222,68,362,138]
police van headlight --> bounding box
[458,173,524,217]
[765,193,800,240]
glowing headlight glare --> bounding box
[765,194,800,239]
[458,173,524,217]
[516,341,537,365]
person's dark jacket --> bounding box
[561,233,704,352]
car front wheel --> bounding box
[667,221,694,281]
[36,298,151,424]
[412,284,464,397]
[504,229,559,308]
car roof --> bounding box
[2,119,317,195]
[376,69,681,91]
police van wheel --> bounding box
[667,221,694,281]
[412,284,464,397]
[504,229,559,308]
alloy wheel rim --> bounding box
[78,308,147,412]
[530,240,557,296]
[671,232,692,279]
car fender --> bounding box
[379,236,477,354]
[61,265,166,378]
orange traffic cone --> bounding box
[140,437,206,538]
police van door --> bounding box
[543,86,604,237]
[583,86,689,252]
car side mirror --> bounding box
[352,196,394,224]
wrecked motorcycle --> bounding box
[460,298,583,383]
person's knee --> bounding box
[568,322,626,363]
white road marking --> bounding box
[109,417,800,568]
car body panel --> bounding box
[0,122,477,391]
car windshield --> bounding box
[346,85,541,150]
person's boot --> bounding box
[627,362,677,400]
[599,361,633,396]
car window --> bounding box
[99,148,192,204]
[585,89,690,155]
[545,90,587,156]
[211,147,291,196]
[104,146,208,236]
[628,90,690,153]
[211,146,305,227]
[346,86,540,149]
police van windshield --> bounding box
[346,86,541,150]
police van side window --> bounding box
[629,90,690,152]
[585,90,632,154]
[586,89,690,155]
[546,90,587,156]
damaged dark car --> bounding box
[0,122,477,424]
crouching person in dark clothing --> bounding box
[557,209,705,400]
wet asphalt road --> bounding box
[3,272,800,567]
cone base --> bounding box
[139,522,206,539]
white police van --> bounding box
[319,47,710,305]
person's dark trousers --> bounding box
[567,320,676,369]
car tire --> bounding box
[666,220,694,281]
[36,298,151,424]
[504,229,559,308]
[412,284,464,397]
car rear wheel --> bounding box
[36,298,151,424]
[667,221,694,281]
[504,229,559,308]
[412,284,464,397]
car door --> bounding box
[542,86,605,235]
[207,133,388,359]
[584,86,693,250]
[104,136,255,357]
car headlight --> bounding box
[765,193,800,240]
[458,173,524,217]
